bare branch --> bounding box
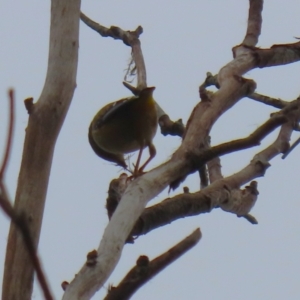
[282,136,300,159]
[220,181,259,217]
[200,72,219,89]
[64,60,256,299]
[104,168,259,238]
[130,180,258,236]
[201,72,290,109]
[133,101,300,235]
[133,119,296,235]
[3,1,81,299]
[105,229,201,300]
[71,94,292,300]
[158,115,185,137]
[0,89,15,180]
[255,41,300,68]
[241,214,258,224]
[64,9,300,295]
[191,109,288,165]
[243,0,263,46]
[207,157,223,183]
[248,92,288,109]
[0,90,53,299]
[80,12,143,44]
[122,82,139,95]
[80,12,147,89]
[0,185,53,300]
[132,193,212,236]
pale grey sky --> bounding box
[1,1,300,299]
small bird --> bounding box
[88,87,157,175]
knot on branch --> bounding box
[220,181,259,217]
[24,97,35,114]
[233,75,257,96]
[200,72,219,89]
[106,173,129,219]
[61,281,69,291]
[251,157,271,177]
[185,140,211,171]
[183,186,190,193]
[199,89,214,102]
[136,255,149,268]
[158,115,185,137]
[111,26,140,46]
[86,249,98,267]
[199,73,218,101]
[280,141,290,154]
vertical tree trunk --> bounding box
[2,1,81,299]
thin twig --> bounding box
[0,189,53,300]
[80,12,147,89]
[0,89,15,180]
[282,136,300,159]
[248,93,288,109]
[122,82,139,95]
[189,110,289,168]
[241,214,258,224]
[201,72,289,109]
[80,12,143,45]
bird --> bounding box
[88,87,157,176]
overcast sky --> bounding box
[1,1,300,299]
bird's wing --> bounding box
[100,95,139,123]
[88,123,127,168]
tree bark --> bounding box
[2,1,81,299]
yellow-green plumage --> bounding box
[88,87,157,172]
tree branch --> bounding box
[255,41,300,68]
[131,101,298,234]
[158,114,185,137]
[63,2,299,298]
[80,12,143,44]
[0,90,53,299]
[0,90,15,180]
[0,185,53,300]
[201,72,290,109]
[80,12,147,89]
[104,101,295,237]
[243,0,263,47]
[62,52,256,300]
[282,136,300,159]
[207,157,223,183]
[189,109,289,167]
[134,118,296,235]
[2,1,81,299]
[104,229,201,300]
[248,92,288,109]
